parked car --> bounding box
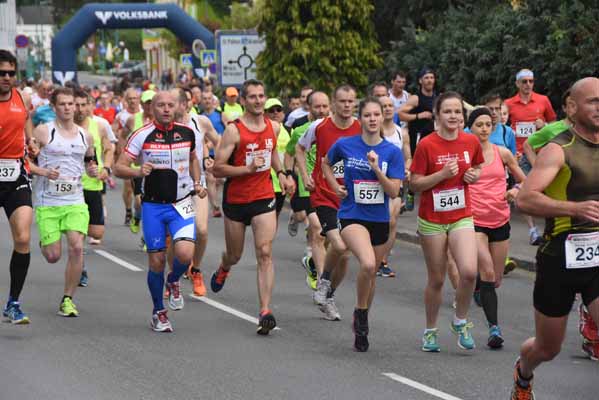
[111,61,146,79]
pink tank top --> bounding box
[470,145,510,228]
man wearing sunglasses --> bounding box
[0,50,35,324]
[505,69,557,246]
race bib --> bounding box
[433,187,466,212]
[354,180,384,204]
[332,161,344,179]
[565,232,599,269]
[515,122,536,138]
[0,159,20,182]
[48,177,78,196]
[173,196,195,219]
[246,149,271,172]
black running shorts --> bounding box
[223,198,276,226]
[84,189,105,226]
[0,175,32,219]
[338,218,390,246]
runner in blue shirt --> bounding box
[323,97,405,352]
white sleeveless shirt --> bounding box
[384,124,403,149]
[33,121,88,207]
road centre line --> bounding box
[93,249,279,329]
[382,373,463,400]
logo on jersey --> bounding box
[53,71,75,86]
[246,143,259,152]
[265,138,273,149]
[173,132,182,141]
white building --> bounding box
[0,0,17,53]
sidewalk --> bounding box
[395,202,540,271]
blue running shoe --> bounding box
[421,328,440,352]
[487,325,504,349]
[378,263,396,278]
[78,269,88,287]
[450,320,475,350]
[3,301,30,324]
[210,266,230,293]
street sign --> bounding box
[216,30,265,87]
[199,50,216,67]
[16,48,28,67]
[15,35,29,48]
[179,53,193,69]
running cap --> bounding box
[141,90,156,103]
[418,67,435,80]
[265,98,283,110]
[466,107,492,129]
[225,87,239,97]
[516,69,534,81]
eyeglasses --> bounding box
[267,107,283,113]
[521,79,534,84]
[0,70,17,78]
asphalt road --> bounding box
[0,182,595,400]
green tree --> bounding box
[257,0,382,96]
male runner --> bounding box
[286,86,313,129]
[115,91,201,332]
[0,49,34,324]
[511,77,599,399]
[32,87,98,317]
[296,84,361,320]
[210,79,295,335]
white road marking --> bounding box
[382,373,463,400]
[93,249,143,272]
[190,294,280,330]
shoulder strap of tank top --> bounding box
[48,122,56,144]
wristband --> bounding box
[276,170,286,177]
[285,169,293,177]
[104,167,112,175]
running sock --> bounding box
[167,258,188,283]
[475,274,481,291]
[516,365,533,386]
[125,208,132,216]
[453,316,467,326]
[62,295,72,302]
[308,257,315,270]
[9,251,30,303]
[190,267,201,274]
[147,270,165,313]
[321,270,331,281]
[480,280,498,326]
[326,287,336,299]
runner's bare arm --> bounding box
[401,128,412,172]
[114,150,146,179]
[410,160,457,193]
[515,143,597,219]
[499,146,526,183]
[270,121,295,195]
[322,155,346,198]
[522,139,537,167]
[198,115,221,147]
[397,95,419,123]
[367,151,402,198]
[211,122,250,178]
[99,123,114,171]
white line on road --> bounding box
[190,294,280,330]
[382,373,463,400]
[93,249,143,272]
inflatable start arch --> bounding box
[52,3,214,84]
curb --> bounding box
[396,230,536,272]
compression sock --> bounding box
[321,270,331,281]
[475,274,481,291]
[9,251,31,303]
[480,280,498,326]
[147,270,165,313]
[167,257,188,283]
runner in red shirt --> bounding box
[410,92,484,352]
[296,84,361,321]
[210,79,295,335]
[93,92,116,124]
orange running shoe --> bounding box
[510,359,535,400]
[190,268,206,297]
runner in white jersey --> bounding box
[378,96,411,277]
[31,87,98,317]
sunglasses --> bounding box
[267,107,283,113]
[521,79,534,84]
[0,70,17,78]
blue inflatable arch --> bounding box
[52,3,214,85]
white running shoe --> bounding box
[313,278,331,305]
[166,281,184,311]
[319,297,341,321]
[151,310,173,332]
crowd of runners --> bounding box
[1,47,598,399]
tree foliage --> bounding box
[376,0,599,108]
[257,0,382,96]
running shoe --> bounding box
[421,329,440,352]
[88,237,102,245]
[504,257,518,275]
[579,303,599,341]
[163,286,170,299]
[58,297,79,317]
[487,325,505,349]
[353,309,369,352]
[582,339,599,361]
[450,320,475,350]
[510,358,535,400]
[313,278,331,306]
[78,269,89,287]
[151,309,173,332]
[210,266,230,293]
[166,280,184,311]
[405,193,415,211]
[287,213,299,237]
[377,262,396,278]
[124,211,132,226]
[319,297,341,321]
[3,301,30,325]
[257,310,277,335]
[212,207,222,218]
[529,228,544,246]
[301,256,318,291]
[130,218,141,234]
[473,290,482,307]
[189,268,207,297]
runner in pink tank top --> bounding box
[467,108,526,349]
